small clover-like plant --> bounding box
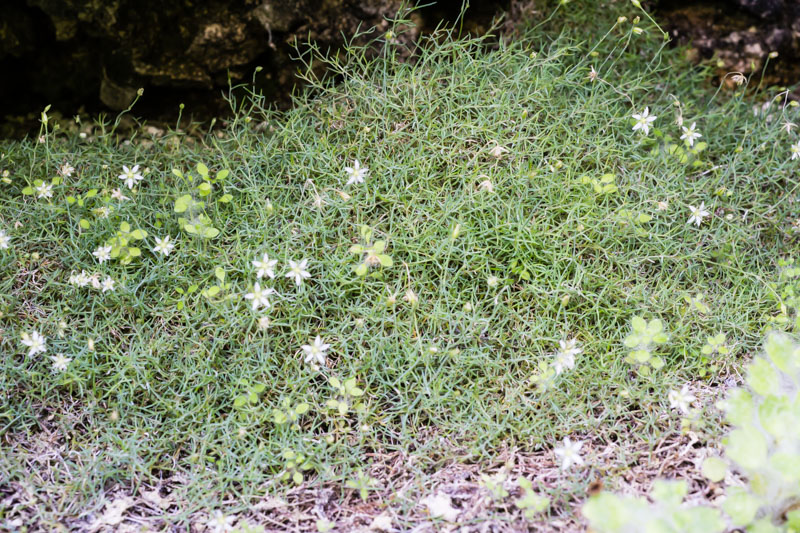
[104,221,148,265]
[479,471,509,502]
[684,292,710,314]
[701,332,800,530]
[581,173,618,194]
[349,225,392,277]
[515,478,549,519]
[768,258,800,330]
[583,480,725,533]
[200,266,232,301]
[344,470,378,501]
[272,398,310,427]
[325,376,365,416]
[281,449,313,485]
[233,381,265,408]
[623,316,668,374]
[616,208,652,237]
[172,162,231,239]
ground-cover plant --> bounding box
[584,332,800,533]
[1,0,800,528]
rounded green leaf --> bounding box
[726,427,767,470]
[701,456,727,482]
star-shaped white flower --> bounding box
[59,163,75,177]
[244,282,276,311]
[101,277,116,292]
[152,236,175,256]
[206,510,237,533]
[668,384,696,414]
[680,122,702,147]
[302,336,331,366]
[554,437,584,470]
[36,182,53,198]
[792,141,800,161]
[69,270,93,287]
[119,165,143,189]
[554,338,582,375]
[0,230,10,249]
[21,330,47,357]
[93,245,112,264]
[50,353,72,372]
[631,107,657,135]
[687,202,710,226]
[253,253,278,279]
[285,259,311,287]
[345,160,369,186]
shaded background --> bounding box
[0,0,798,138]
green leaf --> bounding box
[349,245,364,254]
[746,357,779,396]
[273,410,287,424]
[129,229,147,240]
[127,247,141,257]
[296,403,309,414]
[764,333,796,373]
[197,162,209,177]
[214,267,225,282]
[721,487,761,526]
[203,286,220,298]
[701,456,727,482]
[651,480,687,507]
[174,194,193,213]
[726,427,767,470]
[21,186,34,195]
[724,389,754,426]
[292,471,303,484]
[216,169,229,180]
[329,377,341,389]
[172,168,183,178]
[632,316,647,332]
[373,240,386,253]
[355,263,368,276]
[203,227,220,238]
[377,254,393,267]
[86,189,98,198]
[66,196,76,204]
[218,194,233,203]
[120,221,131,233]
[234,396,247,408]
[79,218,91,229]
[197,181,212,196]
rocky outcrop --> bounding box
[0,0,411,116]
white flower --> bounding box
[50,353,72,372]
[588,65,598,82]
[21,330,47,357]
[253,253,278,279]
[59,163,75,177]
[631,107,657,135]
[101,277,116,292]
[344,160,369,186]
[285,259,311,287]
[0,230,10,249]
[94,206,111,218]
[90,273,101,290]
[244,282,276,311]
[554,437,584,470]
[111,188,130,201]
[69,270,93,287]
[680,122,702,147]
[152,236,175,256]
[206,510,236,533]
[36,182,53,198]
[302,336,331,366]
[258,316,271,330]
[668,384,696,414]
[92,245,112,264]
[119,165,143,189]
[487,275,499,288]
[687,202,711,226]
[791,141,800,161]
[554,338,582,375]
